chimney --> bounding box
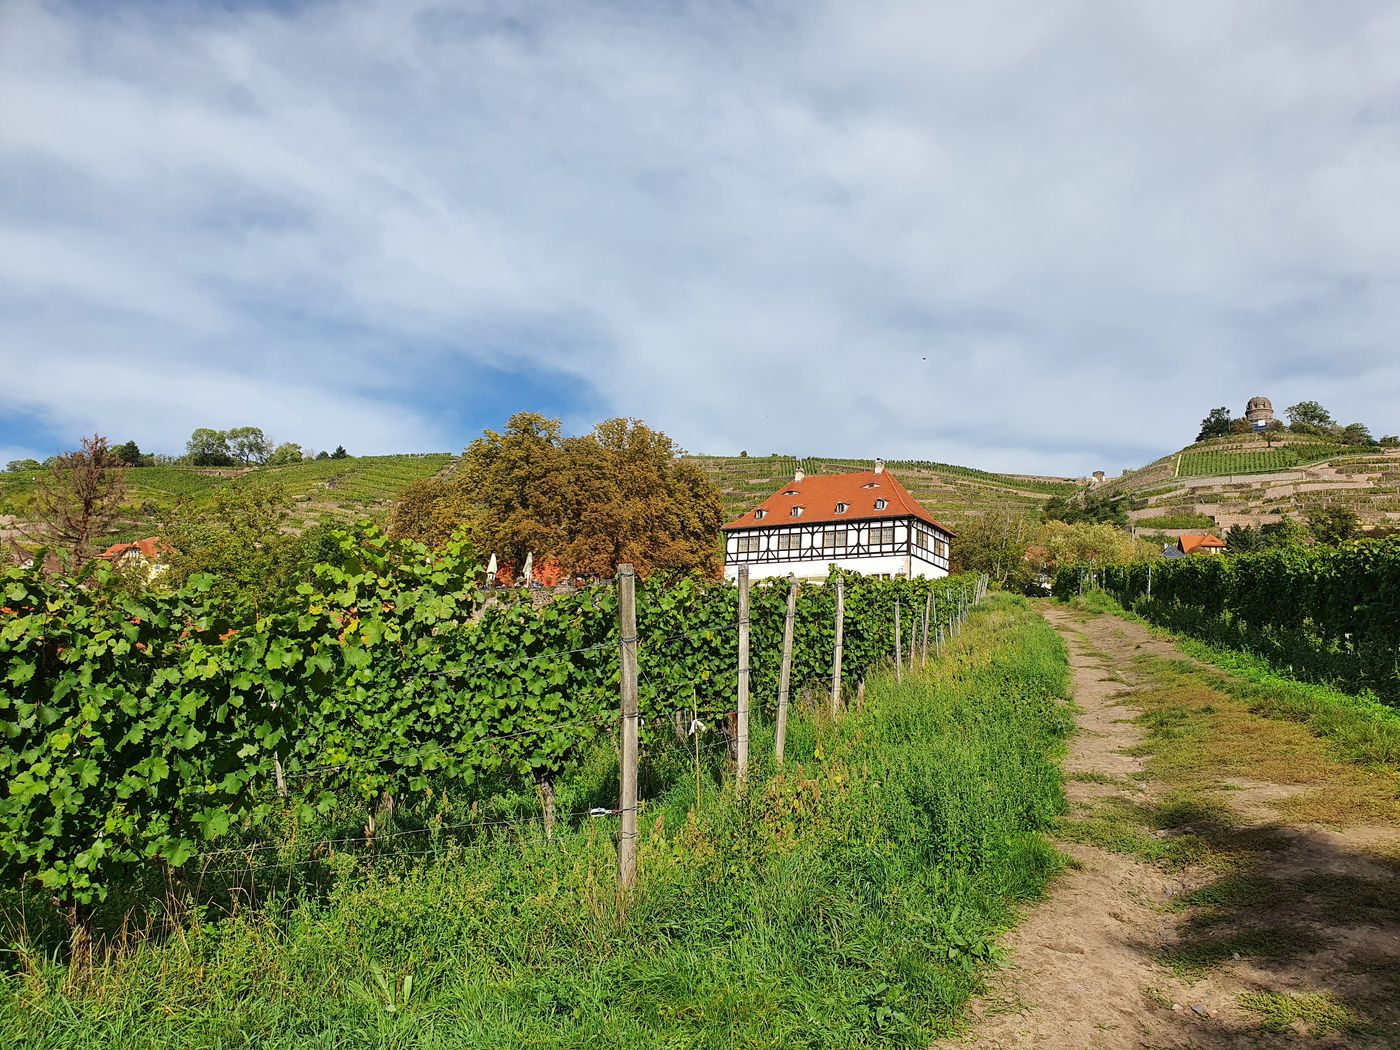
[794,468,805,482]
[873,458,885,475]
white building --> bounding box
[722,461,954,582]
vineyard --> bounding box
[0,529,984,909]
[1174,443,1360,478]
[684,454,1079,528]
[1052,539,1400,703]
[0,455,455,538]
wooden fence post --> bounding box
[774,575,798,766]
[922,591,931,665]
[736,566,751,788]
[894,599,903,684]
[617,564,639,900]
[1147,564,1153,600]
[831,576,844,717]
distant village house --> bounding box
[1164,534,1227,559]
[722,460,953,582]
[100,537,167,580]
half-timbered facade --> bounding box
[722,461,954,582]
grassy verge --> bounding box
[1052,594,1400,1040]
[2,595,1071,1049]
[1063,590,1400,770]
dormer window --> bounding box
[790,506,803,518]
[874,498,888,510]
[835,502,848,513]
[862,483,880,489]
[754,509,766,520]
[783,490,800,496]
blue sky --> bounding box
[3,1,1399,475]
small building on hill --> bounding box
[721,460,954,582]
[1176,534,1227,556]
[100,537,167,580]
[1245,396,1275,431]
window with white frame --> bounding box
[835,502,848,513]
[790,506,803,517]
[870,525,895,546]
[754,509,767,520]
[777,531,802,552]
[735,535,760,554]
[874,498,888,510]
[822,528,848,550]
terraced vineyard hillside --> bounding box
[1097,433,1400,532]
[684,455,1079,530]
[0,454,456,543]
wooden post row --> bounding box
[894,599,902,684]
[617,564,639,899]
[774,575,798,766]
[831,576,844,717]
[921,591,931,664]
[736,566,751,788]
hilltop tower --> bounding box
[1244,396,1275,427]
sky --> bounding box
[3,0,1400,476]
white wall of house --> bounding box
[722,516,951,582]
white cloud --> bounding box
[2,0,1399,473]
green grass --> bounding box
[1132,512,1214,529]
[1238,992,1356,1036]
[0,596,1073,1048]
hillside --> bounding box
[0,454,455,545]
[1097,433,1400,532]
[684,455,1079,530]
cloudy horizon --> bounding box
[3,0,1399,476]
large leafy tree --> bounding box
[1196,407,1233,441]
[31,435,128,563]
[185,428,234,466]
[226,426,274,466]
[1285,400,1335,434]
[266,441,304,466]
[388,412,725,577]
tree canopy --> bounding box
[31,435,128,563]
[388,412,724,578]
[1196,407,1232,441]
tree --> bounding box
[315,450,331,460]
[266,442,304,466]
[1285,400,1335,434]
[161,488,338,615]
[1340,422,1374,446]
[1224,523,1262,553]
[331,445,349,460]
[1380,435,1399,448]
[185,428,234,466]
[1044,491,1128,528]
[1227,418,1253,435]
[112,440,144,466]
[5,458,41,473]
[388,412,725,577]
[1305,504,1359,546]
[30,435,128,563]
[1196,407,1232,441]
[226,426,273,466]
[1260,513,1309,549]
[952,512,1034,589]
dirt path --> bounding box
[936,605,1400,1049]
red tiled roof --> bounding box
[1178,534,1226,554]
[722,469,955,535]
[100,537,164,561]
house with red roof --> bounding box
[721,460,954,582]
[99,537,168,579]
[1176,534,1227,556]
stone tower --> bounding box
[1244,396,1274,426]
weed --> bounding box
[1238,991,1356,1035]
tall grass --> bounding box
[1,596,1070,1049]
